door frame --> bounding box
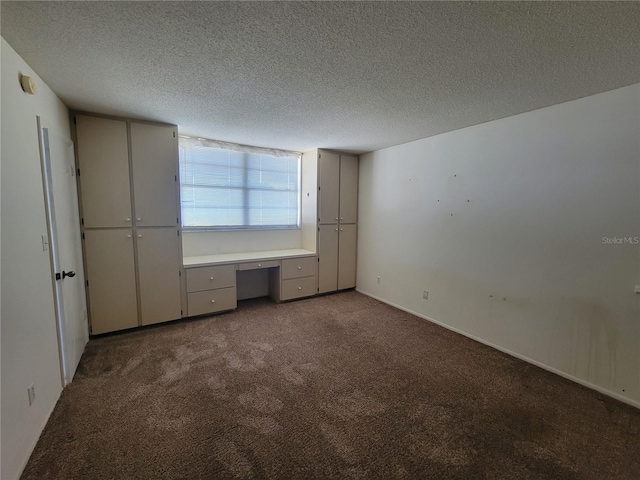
[37,115,71,386]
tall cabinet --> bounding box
[74,114,182,334]
[316,150,358,293]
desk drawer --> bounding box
[186,264,236,293]
[281,276,317,301]
[187,287,237,316]
[238,260,280,271]
[281,256,317,280]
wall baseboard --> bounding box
[357,289,640,410]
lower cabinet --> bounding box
[83,227,182,334]
[83,229,138,334]
[277,256,317,301]
[187,286,237,317]
[137,228,182,326]
[186,265,238,316]
[318,224,357,293]
[338,224,357,290]
[318,225,339,293]
[185,256,318,314]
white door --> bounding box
[39,118,89,385]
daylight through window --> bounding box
[179,138,300,229]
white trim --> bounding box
[357,288,640,410]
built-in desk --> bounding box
[182,249,317,317]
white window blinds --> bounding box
[179,137,301,229]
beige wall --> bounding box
[1,38,70,479]
[357,84,640,406]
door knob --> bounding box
[62,270,76,279]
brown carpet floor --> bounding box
[21,291,640,479]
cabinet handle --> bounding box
[126,218,131,222]
[210,277,214,280]
[258,264,262,267]
[127,234,132,238]
[340,228,343,231]
[136,217,142,222]
[335,228,338,231]
[138,234,143,238]
[341,217,343,220]
[335,217,338,220]
[211,299,216,303]
[298,286,302,290]
[297,266,302,270]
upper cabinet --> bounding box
[130,122,179,227]
[318,150,340,224]
[338,154,358,224]
[75,116,132,228]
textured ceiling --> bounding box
[2,1,639,154]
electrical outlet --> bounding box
[27,384,35,406]
[423,290,429,300]
[376,276,381,284]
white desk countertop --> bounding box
[183,248,316,268]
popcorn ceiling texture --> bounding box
[1,1,639,153]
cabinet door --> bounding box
[339,155,358,224]
[137,228,182,326]
[318,150,340,224]
[130,123,179,227]
[84,229,138,334]
[318,224,339,293]
[338,224,357,290]
[76,116,132,228]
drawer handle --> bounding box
[210,277,214,280]
[211,299,216,303]
[258,264,262,267]
[127,234,132,238]
[297,266,302,270]
[137,217,142,221]
[138,234,143,238]
[298,286,302,290]
[126,218,131,222]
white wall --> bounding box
[182,229,301,257]
[357,84,640,406]
[1,38,70,479]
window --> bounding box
[179,137,300,230]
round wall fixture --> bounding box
[20,75,37,95]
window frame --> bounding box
[178,137,302,232]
